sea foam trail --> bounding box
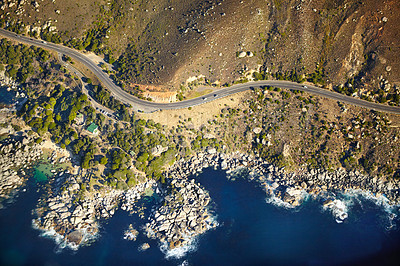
[260,181,399,226]
[340,189,399,230]
[265,195,298,210]
[32,220,99,252]
[157,216,219,260]
[160,238,198,260]
[322,199,349,223]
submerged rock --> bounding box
[66,230,83,245]
[139,243,150,251]
[124,224,139,241]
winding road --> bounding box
[1,28,400,114]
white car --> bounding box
[303,85,307,88]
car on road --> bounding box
[41,41,47,44]
[202,97,207,100]
[214,94,218,97]
[303,85,307,88]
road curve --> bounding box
[1,28,400,114]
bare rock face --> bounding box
[253,127,262,134]
[238,51,247,58]
[283,187,304,207]
[0,135,42,207]
[151,145,169,156]
[145,178,217,250]
[34,178,156,250]
[66,230,83,245]
[139,243,150,251]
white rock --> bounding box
[238,51,247,58]
[253,127,262,134]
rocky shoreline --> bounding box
[2,132,399,253]
[112,148,400,253]
[33,177,157,249]
[0,133,43,208]
[165,150,400,208]
[144,177,218,250]
[33,168,219,252]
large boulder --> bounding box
[66,230,83,245]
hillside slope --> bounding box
[1,0,399,98]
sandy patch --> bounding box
[84,52,113,71]
[143,91,177,103]
[139,91,248,129]
[41,140,72,158]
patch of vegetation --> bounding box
[115,43,157,84]
[0,38,50,83]
[90,84,130,117]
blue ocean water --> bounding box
[0,87,16,105]
[1,167,400,266]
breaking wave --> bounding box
[341,189,399,230]
[32,220,99,253]
[322,199,349,223]
[159,215,219,260]
[160,238,199,260]
[259,180,398,228]
[265,194,298,209]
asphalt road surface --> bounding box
[56,53,116,117]
[1,28,399,114]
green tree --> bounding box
[100,156,108,165]
[68,110,77,123]
[81,153,92,169]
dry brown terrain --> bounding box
[2,0,399,93]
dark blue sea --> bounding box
[0,87,16,105]
[1,168,400,266]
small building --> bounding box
[87,123,99,134]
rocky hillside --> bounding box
[1,0,399,95]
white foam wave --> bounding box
[322,199,348,223]
[37,227,79,252]
[160,238,198,260]
[343,189,393,210]
[341,189,399,230]
[265,195,297,209]
[321,189,399,228]
[32,220,98,252]
[179,260,190,266]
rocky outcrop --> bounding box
[323,199,348,223]
[165,150,400,208]
[33,178,156,249]
[123,224,139,241]
[150,145,169,157]
[144,178,217,250]
[0,134,42,207]
[139,243,150,251]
